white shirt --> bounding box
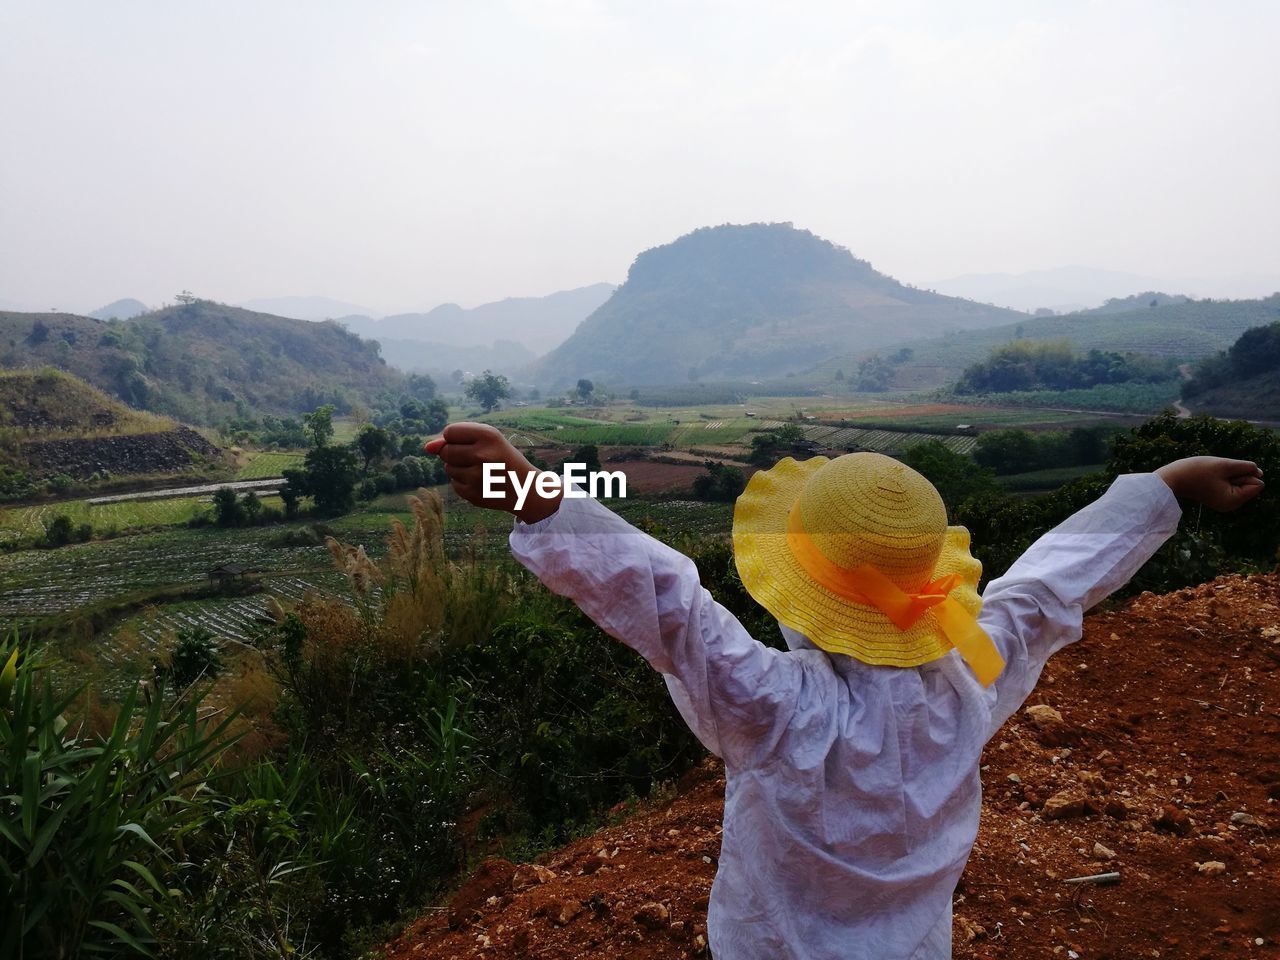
[509,473,1181,959]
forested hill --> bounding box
[532,223,1024,387]
[0,301,401,424]
[811,294,1280,391]
[1183,319,1280,419]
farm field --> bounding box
[234,450,305,479]
[0,492,286,544]
[0,521,332,621]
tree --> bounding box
[212,487,246,527]
[692,461,746,502]
[749,425,805,466]
[297,444,360,516]
[241,490,263,525]
[573,444,601,473]
[899,441,999,511]
[465,370,512,413]
[303,404,336,448]
[406,373,437,401]
[28,319,50,344]
[355,425,391,474]
[575,379,594,402]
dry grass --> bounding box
[0,368,174,447]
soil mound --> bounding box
[22,426,222,479]
[386,573,1280,960]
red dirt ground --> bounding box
[385,573,1280,960]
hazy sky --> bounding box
[2,0,1277,314]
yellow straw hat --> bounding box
[733,453,1003,685]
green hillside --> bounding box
[0,368,225,490]
[0,300,402,424]
[533,223,1023,387]
[1182,319,1280,419]
[0,367,171,441]
[812,294,1280,391]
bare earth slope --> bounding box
[387,574,1280,960]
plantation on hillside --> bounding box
[811,294,1280,391]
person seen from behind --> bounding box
[425,422,1263,960]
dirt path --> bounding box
[386,573,1280,960]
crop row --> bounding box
[0,525,334,619]
[234,451,306,479]
[0,497,209,542]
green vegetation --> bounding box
[465,370,513,412]
[0,368,171,443]
[1184,319,1280,418]
[234,451,306,480]
[813,294,1280,391]
[691,461,747,501]
[955,340,1176,394]
[973,426,1118,475]
[0,300,402,424]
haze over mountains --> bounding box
[929,266,1280,315]
[336,283,615,354]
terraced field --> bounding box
[755,422,978,455]
[234,451,305,479]
[0,493,286,544]
[0,524,330,621]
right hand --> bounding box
[1155,456,1264,512]
[424,422,562,523]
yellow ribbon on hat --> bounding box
[786,502,1004,686]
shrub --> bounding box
[1,638,238,959]
[42,514,74,547]
[161,626,223,688]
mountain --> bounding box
[810,294,1280,391]
[1081,292,1190,314]
[340,283,615,354]
[88,298,149,320]
[533,224,1024,387]
[371,338,535,379]
[1182,319,1280,420]
[0,301,401,424]
[927,265,1164,314]
[238,295,382,321]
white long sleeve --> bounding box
[510,495,804,769]
[978,472,1182,733]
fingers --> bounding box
[442,421,500,444]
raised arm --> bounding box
[426,423,803,769]
[979,457,1262,733]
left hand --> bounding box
[1155,456,1264,512]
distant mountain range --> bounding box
[533,223,1024,387]
[337,283,615,355]
[89,298,149,320]
[928,266,1280,314]
[238,295,382,321]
